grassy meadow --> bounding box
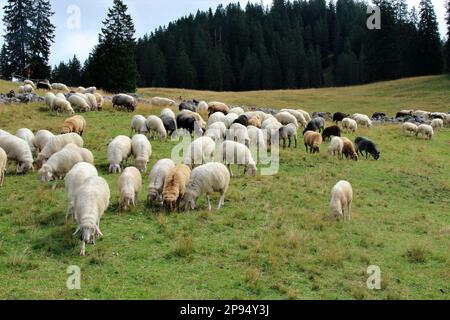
[0,76,449,300]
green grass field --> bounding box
[0,76,449,300]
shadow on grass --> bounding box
[32,224,78,257]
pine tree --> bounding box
[446,0,450,72]
[1,0,34,78]
[85,0,138,92]
[417,0,443,75]
[0,45,9,78]
[30,0,55,79]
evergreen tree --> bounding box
[446,0,450,72]
[0,45,9,78]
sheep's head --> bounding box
[109,164,121,174]
[312,146,320,154]
[38,165,54,182]
[121,193,135,211]
[181,191,197,211]
[163,194,179,212]
[74,225,103,256]
[136,158,148,173]
[17,161,33,174]
[246,164,257,177]
[351,153,359,162]
[372,151,380,160]
[147,188,160,204]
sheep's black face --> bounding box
[373,152,380,160]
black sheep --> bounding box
[161,115,177,136]
[176,114,203,136]
[372,112,386,120]
[333,112,349,123]
[302,117,325,135]
[395,112,411,119]
[354,137,380,160]
[322,126,341,141]
[179,102,196,112]
[233,115,249,127]
[37,82,52,90]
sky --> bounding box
[0,0,447,66]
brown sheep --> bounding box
[208,101,230,117]
[248,116,262,128]
[94,93,104,111]
[341,137,358,161]
[162,165,191,212]
[304,131,322,154]
[62,115,87,136]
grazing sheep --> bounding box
[297,109,311,122]
[261,117,282,130]
[352,114,373,128]
[208,112,226,126]
[329,181,353,221]
[245,111,271,123]
[85,93,98,111]
[35,130,54,154]
[280,109,307,127]
[161,115,177,137]
[119,167,142,210]
[402,122,418,135]
[264,122,283,145]
[0,135,34,174]
[333,112,349,124]
[303,117,325,135]
[304,131,323,154]
[208,101,230,116]
[220,141,257,177]
[73,176,110,256]
[341,137,358,161]
[62,115,86,136]
[416,124,434,140]
[162,165,191,212]
[208,122,227,139]
[372,112,387,120]
[130,115,148,136]
[45,92,56,110]
[248,116,262,128]
[414,110,431,120]
[181,163,231,211]
[108,135,132,173]
[15,128,36,156]
[184,137,216,168]
[276,112,299,128]
[228,123,250,147]
[312,112,332,120]
[52,97,75,115]
[19,84,33,93]
[223,113,239,129]
[0,147,7,187]
[160,108,176,119]
[39,144,94,182]
[229,107,245,116]
[279,124,298,148]
[180,110,207,130]
[131,134,152,173]
[145,115,167,140]
[205,122,227,142]
[328,137,344,160]
[355,137,380,160]
[342,118,358,133]
[65,162,98,219]
[247,125,267,153]
[322,126,341,142]
[151,97,176,108]
[69,94,90,113]
[51,83,70,92]
[430,119,443,131]
[147,159,176,205]
[37,81,52,90]
[179,102,196,112]
[94,93,104,110]
[112,94,137,112]
[37,133,84,168]
[176,113,204,137]
[233,115,249,127]
[197,101,209,113]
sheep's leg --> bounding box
[80,242,86,256]
[288,137,291,148]
[218,193,225,210]
[295,137,298,148]
[227,164,233,177]
[207,196,212,211]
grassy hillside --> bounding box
[0,76,449,300]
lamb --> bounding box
[328,137,344,160]
[208,112,226,126]
[65,162,98,219]
[352,114,373,128]
[151,97,176,108]
[329,181,353,221]
[248,116,262,128]
[15,128,36,156]
[69,94,90,113]
[303,117,325,135]
[279,123,298,148]
[145,115,167,140]
[37,133,84,168]
[341,137,358,161]
[303,131,323,154]
[416,124,434,140]
[342,118,358,133]
[228,123,250,147]
[430,119,443,131]
[108,135,132,173]
[0,147,7,187]
[229,107,245,116]
[208,101,230,116]
[39,143,94,183]
[322,125,341,142]
[223,113,239,129]
[220,141,257,177]
[184,137,216,168]
[119,167,142,210]
[162,165,191,212]
[73,176,110,256]
[94,93,104,110]
[0,135,34,174]
[276,112,299,128]
[181,163,231,211]
[333,112,349,124]
[62,115,86,136]
[355,137,380,160]
[130,115,148,136]
[402,122,418,135]
[51,83,70,92]
[280,109,307,127]
[112,94,137,112]
[131,134,152,173]
[35,130,54,154]
[147,159,176,205]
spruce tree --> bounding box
[446,0,450,72]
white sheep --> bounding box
[342,118,358,133]
[229,107,245,116]
[51,83,70,92]
[160,108,176,119]
[145,115,167,140]
[108,135,132,173]
[220,141,257,177]
[352,114,372,128]
[147,159,176,204]
[15,128,36,156]
[223,113,239,129]
[228,123,250,147]
[208,112,226,126]
[0,147,7,187]
[297,109,311,122]
[19,84,34,93]
[416,124,434,140]
[184,136,216,168]
[276,112,299,128]
[280,109,307,127]
[0,134,34,174]
[45,92,56,110]
[131,134,152,173]
[130,115,148,136]
[85,93,98,111]
[328,137,344,160]
[330,180,353,221]
[261,117,282,130]
[119,166,142,210]
[0,129,11,137]
[430,119,443,131]
[402,122,418,135]
[24,80,36,89]
[52,97,75,115]
[151,97,176,107]
[73,176,110,256]
[65,162,98,219]
[69,94,90,113]
[205,122,227,142]
[81,86,97,94]
[181,162,231,211]
[34,130,54,154]
[37,133,84,168]
[247,125,267,154]
[197,101,208,113]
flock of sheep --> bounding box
[0,80,449,256]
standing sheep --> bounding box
[329,181,353,221]
[430,119,443,131]
[341,137,358,161]
[280,109,307,127]
[146,116,167,140]
[321,126,341,142]
[181,163,231,211]
[119,167,142,211]
[131,134,152,173]
[108,135,132,173]
[352,114,372,128]
[184,137,216,168]
[220,141,257,177]
[279,124,298,148]
[0,135,34,174]
[303,117,325,135]
[355,137,380,160]
[130,115,148,136]
[247,126,266,154]
[94,93,104,110]
[62,115,86,136]
[147,159,176,205]
[0,147,7,187]
[328,137,344,160]
[402,122,418,135]
[342,118,358,133]
[304,131,323,154]
[416,124,434,140]
[162,165,192,212]
[112,94,137,112]
[151,97,176,108]
[197,101,209,113]
[208,112,226,126]
[73,176,110,256]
